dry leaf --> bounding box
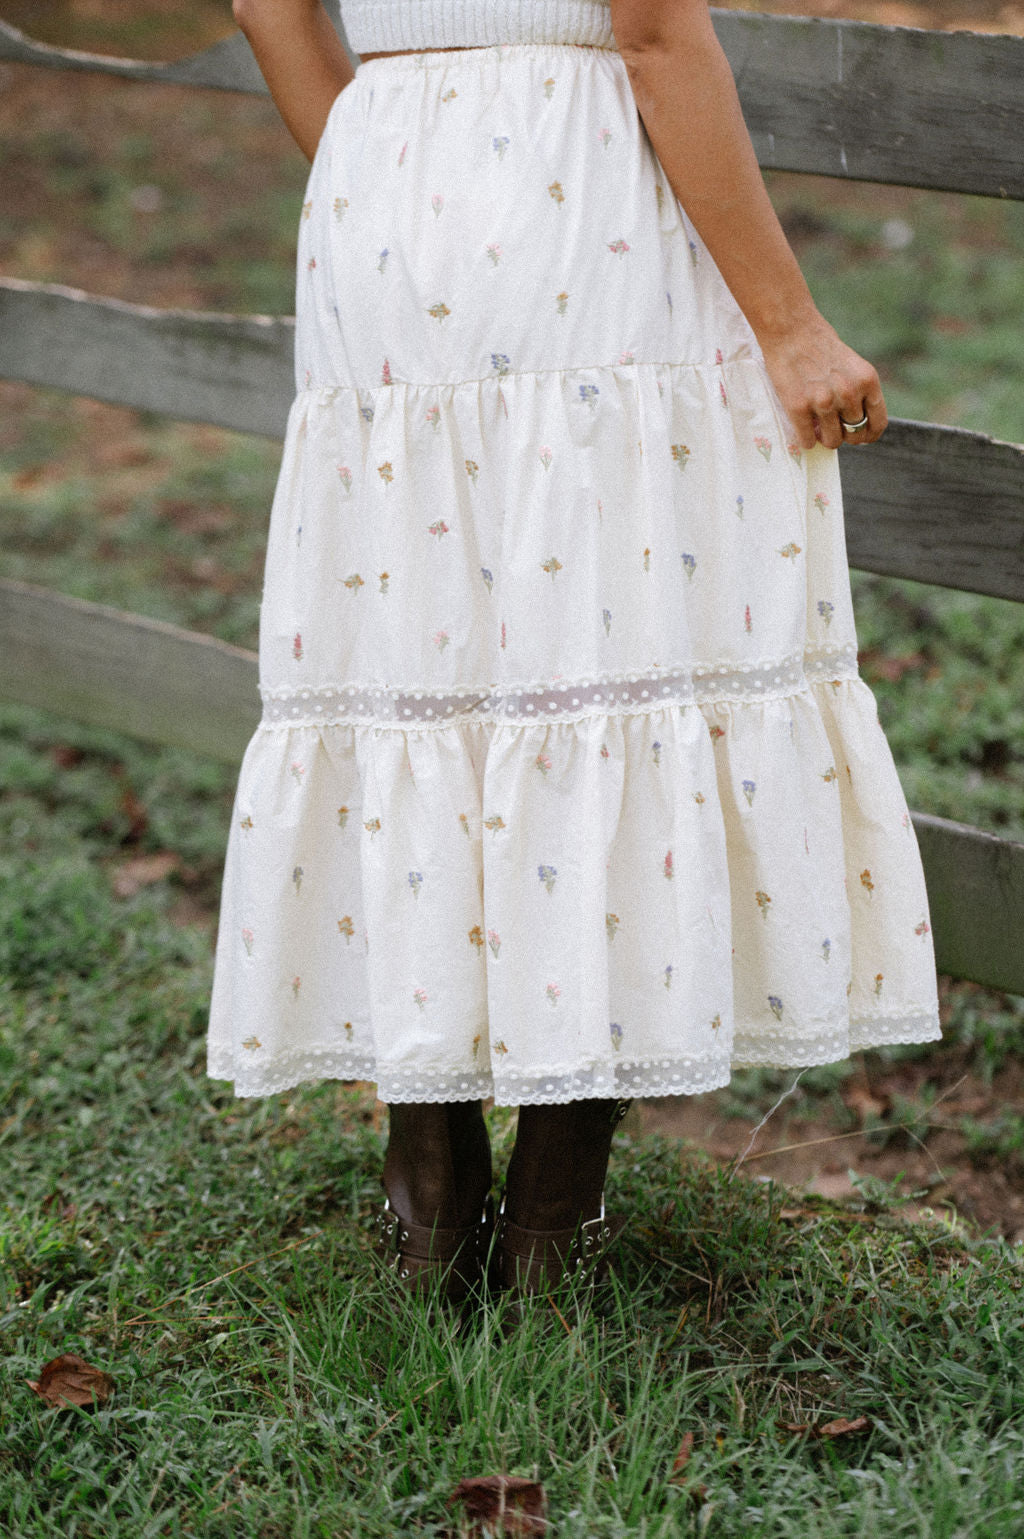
[110,851,180,898]
[449,1475,549,1535]
[667,1430,709,1503]
[777,1414,871,1441]
[26,1354,114,1410]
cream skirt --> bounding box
[206,43,942,1103]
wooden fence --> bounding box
[1,7,1023,993]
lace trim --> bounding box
[208,1004,940,1103]
[259,646,859,730]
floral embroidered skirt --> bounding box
[206,43,942,1103]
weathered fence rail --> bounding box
[3,12,1023,197]
[1,9,1022,992]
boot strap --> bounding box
[375,1196,492,1289]
[495,1193,627,1293]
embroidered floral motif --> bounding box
[239,815,253,832]
[492,135,510,159]
[556,291,569,315]
[434,629,450,651]
[413,987,428,1010]
[681,552,696,581]
[459,812,471,837]
[291,975,301,999]
[664,964,673,989]
[428,519,450,538]
[663,850,674,880]
[652,741,662,766]
[380,355,392,383]
[486,242,503,265]
[821,765,838,783]
[538,864,558,894]
[915,918,931,937]
[491,353,510,376]
[377,462,394,485]
[426,404,440,429]
[364,817,381,838]
[379,572,389,595]
[431,193,444,217]
[468,925,484,951]
[541,555,563,580]
[710,1014,722,1033]
[606,912,620,940]
[735,495,745,519]
[744,604,752,634]
[292,865,304,894]
[480,567,494,593]
[337,806,349,829]
[488,928,501,958]
[602,607,612,635]
[535,751,552,775]
[343,573,364,592]
[539,446,553,471]
[610,1021,623,1050]
[332,196,348,221]
[755,890,771,920]
[754,436,772,462]
[242,926,254,956]
[778,542,802,562]
[546,983,561,1007]
[608,238,630,255]
[768,994,783,1021]
[874,972,884,996]
[292,633,303,661]
[860,869,875,896]
[814,492,830,514]
[578,383,599,409]
[548,180,565,204]
[821,938,832,962]
[484,813,506,836]
[242,1035,261,1051]
[427,301,451,322]
[818,599,835,627]
[466,459,480,484]
[671,444,691,470]
[543,77,555,98]
[408,871,423,899]
[338,916,354,943]
[742,779,756,807]
[599,127,612,149]
[338,465,352,494]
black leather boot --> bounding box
[376,1101,493,1303]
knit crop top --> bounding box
[339,0,616,54]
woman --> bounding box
[209,0,941,1298]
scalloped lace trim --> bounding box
[259,645,859,730]
[208,1006,940,1102]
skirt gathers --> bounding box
[206,43,942,1103]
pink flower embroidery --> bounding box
[292,633,303,661]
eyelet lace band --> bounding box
[259,646,860,731]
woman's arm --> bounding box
[233,0,355,162]
[611,0,886,450]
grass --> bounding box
[2,700,1024,1535]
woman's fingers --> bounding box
[760,323,888,450]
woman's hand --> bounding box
[614,0,888,452]
[757,315,888,450]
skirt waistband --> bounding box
[354,42,621,76]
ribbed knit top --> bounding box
[339,0,616,54]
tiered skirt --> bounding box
[207,43,941,1102]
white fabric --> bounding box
[207,45,941,1103]
[340,0,615,52]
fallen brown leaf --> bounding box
[26,1354,114,1410]
[448,1475,548,1535]
[777,1414,871,1441]
[110,850,180,898]
[667,1430,709,1503]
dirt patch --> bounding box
[641,1039,1024,1243]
